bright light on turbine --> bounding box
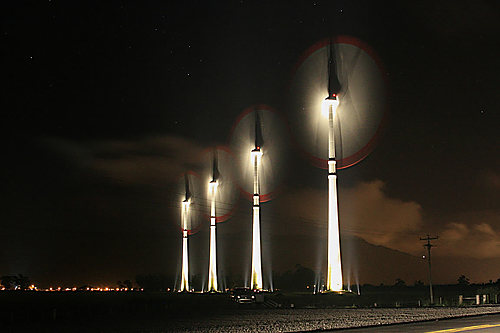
[209,180,218,193]
[321,96,339,118]
[251,148,263,164]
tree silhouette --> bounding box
[117,279,133,289]
[1,274,31,290]
[394,278,406,287]
[457,275,470,286]
[414,280,424,287]
[274,264,315,291]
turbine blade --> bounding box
[184,173,191,201]
[255,110,264,148]
[338,47,361,97]
[212,149,220,181]
[328,39,342,96]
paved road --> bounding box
[336,313,500,332]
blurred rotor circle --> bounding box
[200,146,239,223]
[289,36,388,169]
[229,105,290,202]
[176,171,202,235]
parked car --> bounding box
[230,287,256,303]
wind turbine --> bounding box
[203,147,238,293]
[177,171,202,292]
[289,36,387,292]
[229,105,289,291]
[207,151,220,292]
[180,173,192,292]
[250,110,264,290]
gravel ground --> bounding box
[164,306,500,332]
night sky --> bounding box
[3,1,499,288]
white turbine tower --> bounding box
[230,106,289,292]
[207,152,220,292]
[251,111,264,291]
[288,36,387,293]
[324,41,343,292]
[323,95,342,292]
[180,174,191,292]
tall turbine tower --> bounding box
[289,36,388,294]
[323,43,343,292]
[180,174,191,292]
[207,151,220,292]
[251,111,264,291]
[230,106,289,292]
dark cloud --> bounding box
[44,135,208,186]
[277,180,500,261]
[440,210,500,259]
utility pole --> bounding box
[420,235,438,304]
